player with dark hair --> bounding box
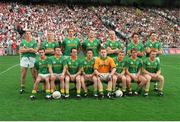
[62,28,80,57]
[64,48,82,98]
[112,51,127,96]
[30,48,51,100]
[125,48,148,96]
[19,31,37,94]
[80,49,98,97]
[49,47,66,96]
[127,33,144,58]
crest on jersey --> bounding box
[53,61,56,64]
[87,43,90,46]
[130,62,133,64]
[67,40,70,43]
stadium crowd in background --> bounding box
[0,3,180,56]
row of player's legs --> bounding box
[50,75,65,95]
[65,75,81,97]
[126,75,148,95]
[144,74,164,96]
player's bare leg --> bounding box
[30,76,42,99]
[20,67,28,94]
[92,76,98,97]
[50,75,56,93]
[97,77,104,98]
[126,75,132,95]
[65,75,70,98]
[112,75,117,93]
[121,75,127,94]
[75,75,81,98]
[60,75,65,97]
[81,76,87,92]
[156,75,164,96]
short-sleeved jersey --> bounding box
[82,57,95,74]
[143,58,160,73]
[145,40,162,57]
[49,56,66,74]
[113,57,126,74]
[62,37,80,56]
[66,57,81,75]
[105,39,123,58]
[34,57,50,74]
[145,40,162,50]
[125,57,142,73]
[82,39,101,57]
[41,40,59,56]
[20,39,37,58]
[94,57,116,73]
[127,41,144,53]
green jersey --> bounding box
[145,40,162,56]
[143,58,160,73]
[62,37,80,56]
[127,41,144,54]
[113,57,126,74]
[66,57,82,75]
[82,57,95,74]
[49,56,66,74]
[126,57,142,73]
[82,39,101,57]
[34,57,50,74]
[145,40,162,50]
[20,39,37,58]
[105,39,123,58]
[41,40,59,56]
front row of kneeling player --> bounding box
[30,47,164,99]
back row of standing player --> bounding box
[19,28,164,99]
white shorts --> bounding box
[53,73,62,78]
[99,73,111,81]
[20,57,35,68]
[38,74,50,79]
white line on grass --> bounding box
[0,64,19,75]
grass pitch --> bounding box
[0,55,180,121]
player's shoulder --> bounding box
[107,56,114,61]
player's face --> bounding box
[133,34,139,43]
[87,51,93,58]
[68,29,74,37]
[100,49,107,58]
[89,31,95,38]
[39,50,45,57]
[131,51,137,58]
[109,31,115,40]
[118,52,124,59]
[47,33,54,41]
[71,49,77,57]
[150,34,157,41]
[150,51,157,59]
[55,48,62,56]
[25,32,32,39]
